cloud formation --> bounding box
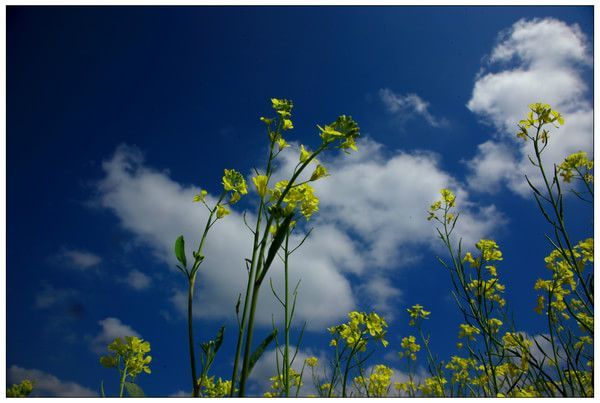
[123,269,152,290]
[95,139,503,329]
[90,317,141,354]
[56,248,102,270]
[466,18,593,196]
[7,366,97,397]
[379,88,448,128]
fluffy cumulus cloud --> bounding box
[466,18,593,196]
[95,139,503,329]
[55,248,102,270]
[7,366,97,397]
[379,88,448,128]
[90,317,141,354]
[122,269,152,290]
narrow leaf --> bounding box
[262,215,294,276]
[248,329,279,375]
[174,235,187,268]
[124,382,145,397]
[214,326,225,353]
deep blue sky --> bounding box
[7,6,593,397]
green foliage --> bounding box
[7,379,33,397]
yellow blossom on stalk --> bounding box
[487,318,503,333]
[317,115,360,152]
[407,304,431,326]
[445,356,477,384]
[277,137,290,150]
[419,376,447,397]
[329,311,388,350]
[399,335,421,360]
[216,205,230,219]
[427,188,456,222]
[299,145,311,163]
[310,164,329,181]
[271,98,293,116]
[283,119,294,131]
[475,239,503,261]
[502,332,532,370]
[463,252,477,267]
[516,103,564,141]
[199,376,232,398]
[558,151,593,183]
[271,180,320,220]
[193,189,208,203]
[252,175,269,197]
[222,169,248,195]
[305,357,318,368]
[441,188,456,207]
[458,324,480,341]
[354,365,393,397]
[100,336,152,378]
[263,368,302,398]
[394,379,416,395]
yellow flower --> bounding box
[222,169,248,195]
[305,357,318,367]
[277,137,290,150]
[193,189,208,203]
[458,323,480,340]
[310,164,329,181]
[252,175,269,197]
[300,145,311,163]
[283,119,294,130]
[216,205,230,219]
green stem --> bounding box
[187,275,199,397]
[283,231,291,397]
[187,192,224,397]
[118,363,128,398]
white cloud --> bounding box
[90,317,141,354]
[466,18,593,196]
[34,283,79,309]
[57,248,101,269]
[7,365,97,397]
[379,88,448,128]
[95,140,503,329]
[122,269,152,290]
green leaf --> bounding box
[124,382,145,397]
[262,214,294,275]
[174,235,187,268]
[214,326,225,354]
[248,329,278,375]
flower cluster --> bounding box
[445,356,477,384]
[535,238,593,321]
[427,188,456,223]
[418,376,447,397]
[516,102,564,142]
[270,180,320,220]
[100,336,152,379]
[328,311,389,350]
[263,368,302,398]
[354,365,394,397]
[558,151,594,183]
[399,335,421,361]
[318,115,360,152]
[407,304,431,326]
[198,376,232,398]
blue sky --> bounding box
[6,6,593,397]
